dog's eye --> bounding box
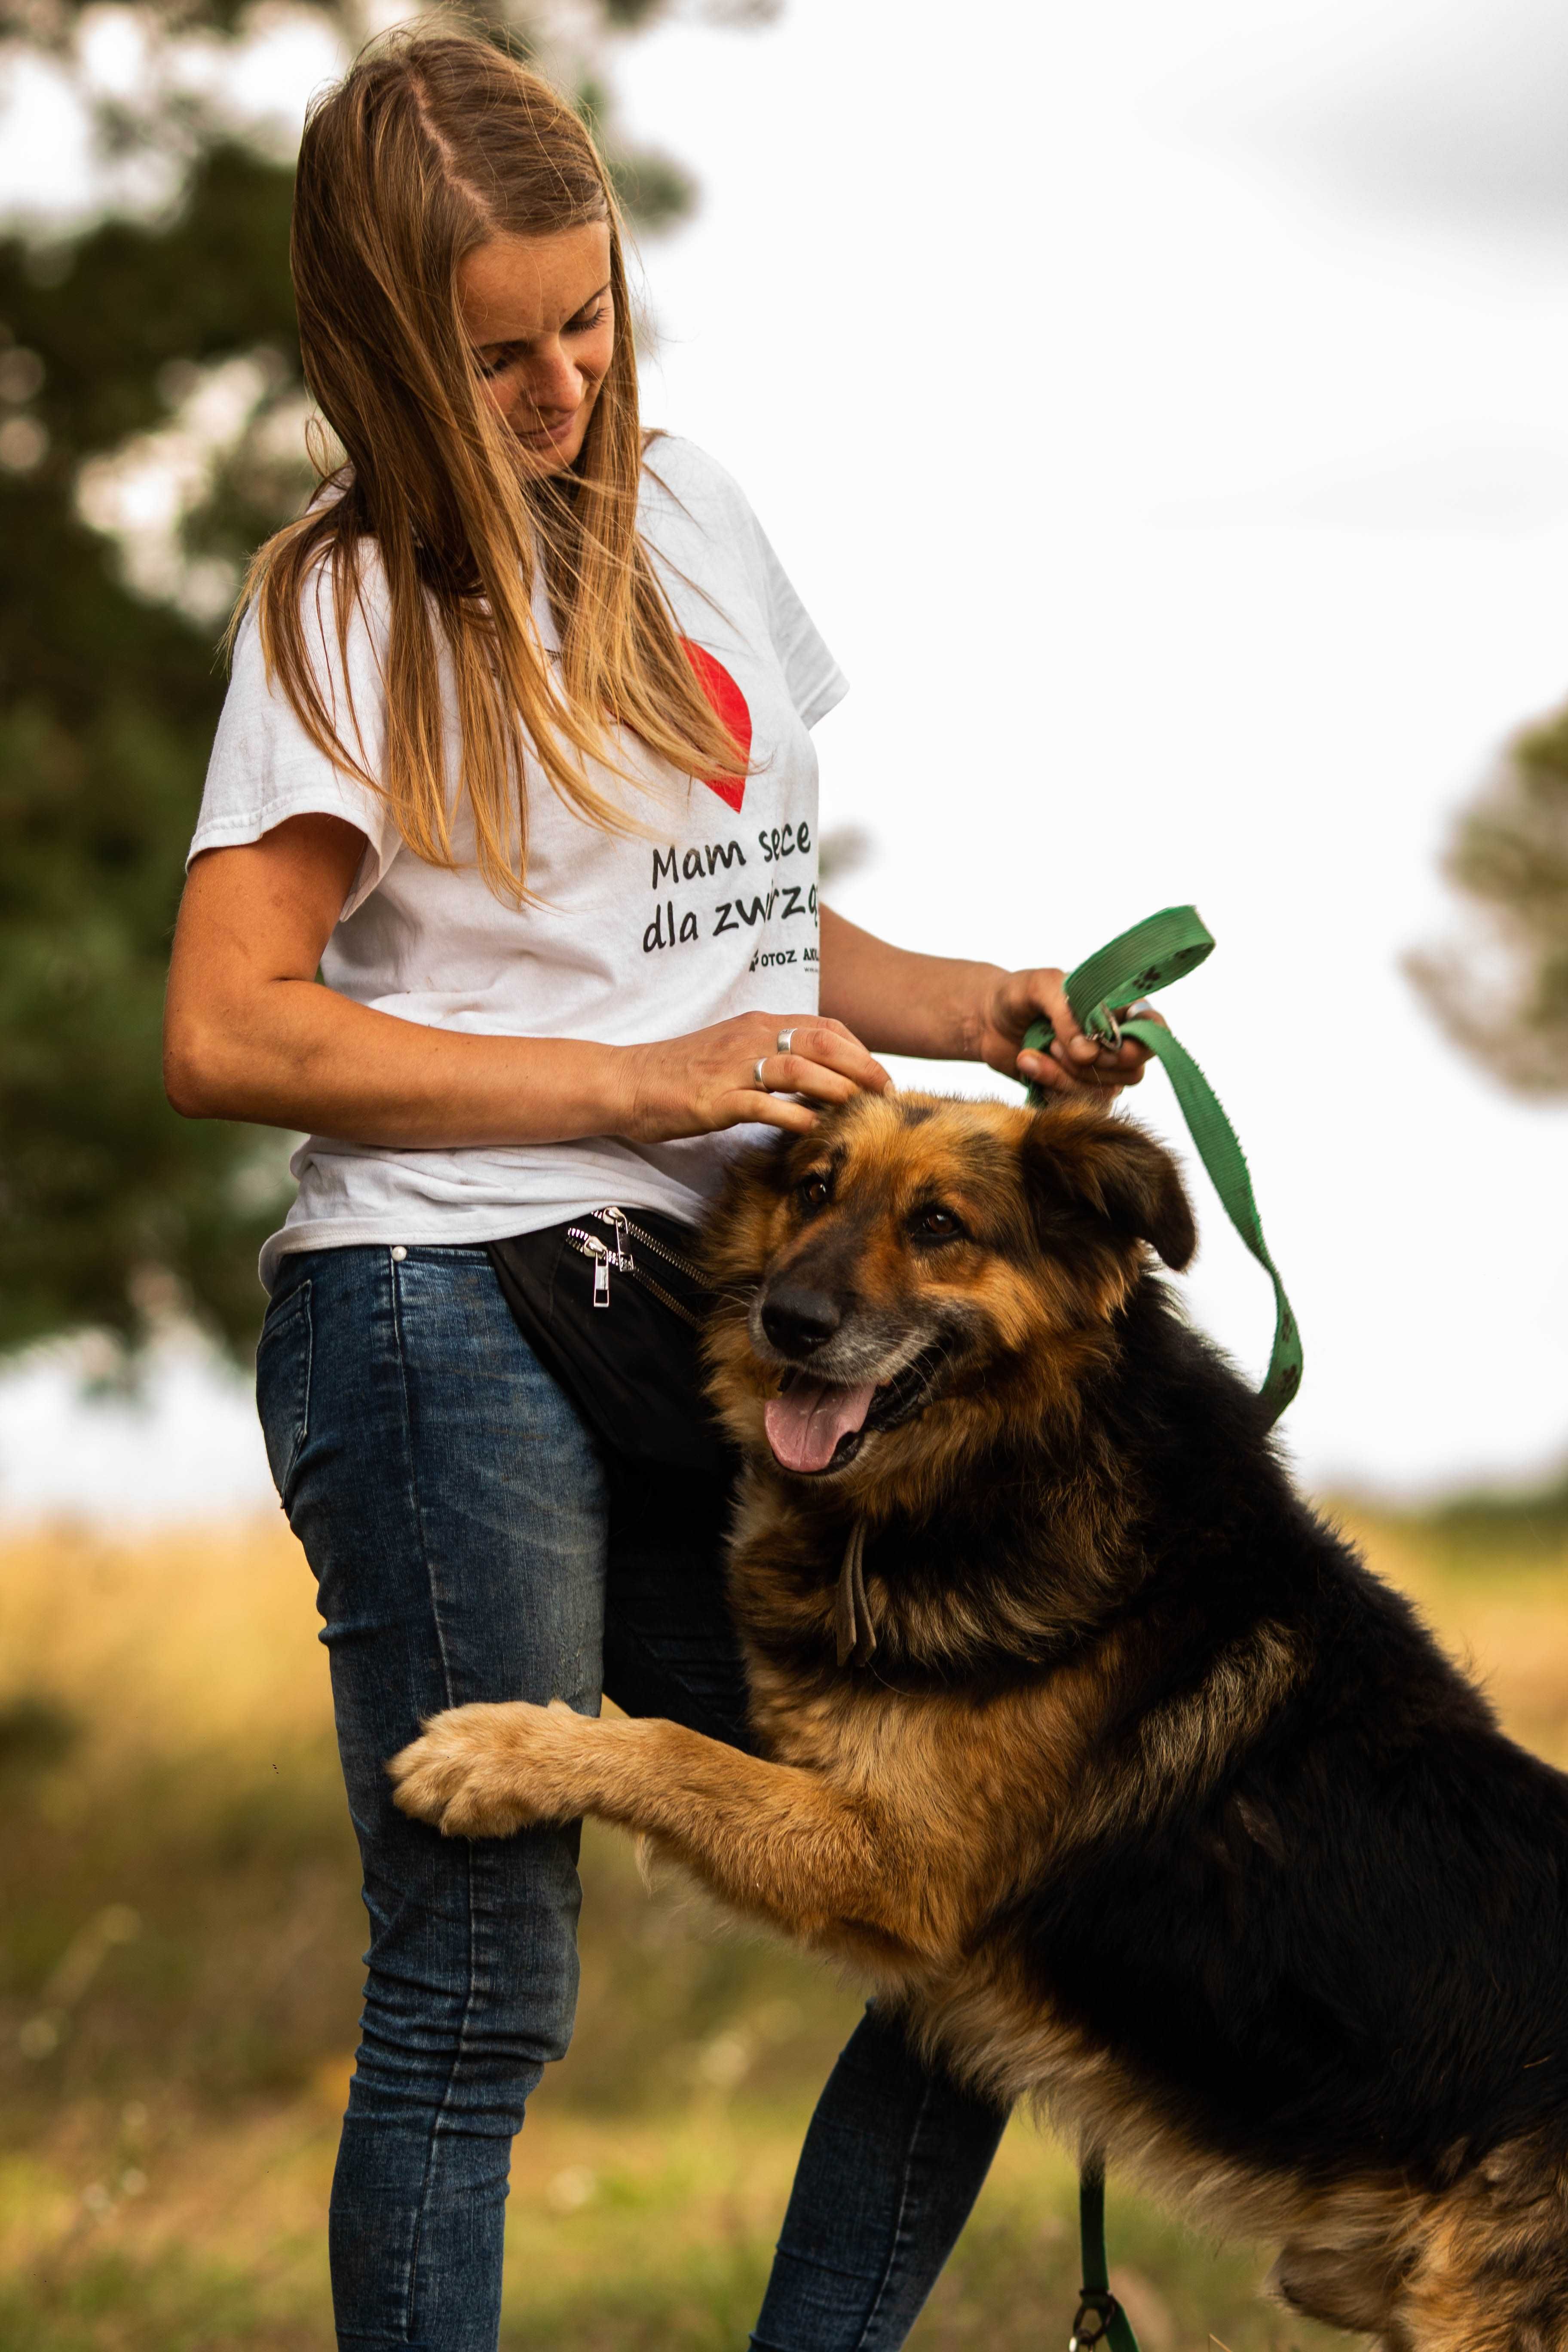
[913,1208,964,1241]
[799,1175,832,1213]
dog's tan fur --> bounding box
[391,1093,1568,2346]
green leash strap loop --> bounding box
[1070,2156,1140,2352]
[1020,903,1302,1426]
[1050,903,1217,1034]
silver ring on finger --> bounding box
[776,1028,795,1056]
[753,1056,773,1093]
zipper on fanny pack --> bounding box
[565,1231,616,1307]
[563,1207,707,1328]
[591,1207,707,1286]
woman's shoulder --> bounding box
[235,525,392,681]
[639,432,756,534]
[299,524,393,638]
[221,528,396,767]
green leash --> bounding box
[1021,906,1302,2349]
[1069,2158,1137,2352]
[1020,903,1302,1424]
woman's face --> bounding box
[457,219,615,474]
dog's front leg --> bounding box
[389,1700,935,1955]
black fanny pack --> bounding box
[490,1205,875,1663]
[487,1206,737,1482]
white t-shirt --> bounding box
[189,437,846,1289]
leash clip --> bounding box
[1069,2288,1122,2349]
[1084,1002,1123,1051]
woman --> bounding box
[164,32,1146,2352]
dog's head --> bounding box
[703,1090,1195,1496]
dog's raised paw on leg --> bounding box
[387,1698,585,1838]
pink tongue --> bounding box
[764,1380,878,1473]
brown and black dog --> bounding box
[392,1091,1568,2349]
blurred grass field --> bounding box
[3,1487,1566,2352]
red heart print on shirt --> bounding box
[680,638,751,812]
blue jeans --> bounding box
[257,1244,1007,2351]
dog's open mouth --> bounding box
[763,1356,938,1475]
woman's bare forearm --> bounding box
[817,903,1003,1061]
[164,827,891,1148]
[817,902,1156,1096]
[168,828,1045,1147]
[167,974,629,1146]
[165,820,631,1146]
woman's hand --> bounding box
[815,908,1158,1096]
[613,1013,894,1142]
[975,967,1157,1096]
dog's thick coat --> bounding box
[392,1093,1568,2348]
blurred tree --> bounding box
[0,0,773,1359]
[1410,702,1568,1096]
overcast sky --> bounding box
[3,0,1568,1519]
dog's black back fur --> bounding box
[1015,1282,1568,2188]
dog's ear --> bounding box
[1023,1109,1197,1270]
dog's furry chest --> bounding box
[729,1537,1131,1986]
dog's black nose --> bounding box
[761,1285,842,1356]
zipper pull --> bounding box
[594,1206,635,1271]
[565,1227,615,1305]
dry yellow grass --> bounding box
[0,1515,333,1759]
[1334,1503,1568,1764]
[10,1500,1565,1766]
[2,1498,1566,2350]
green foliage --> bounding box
[1410,698,1568,1096]
[600,0,671,27]
[0,141,303,1357]
[0,5,710,1360]
[606,144,696,230]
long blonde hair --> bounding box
[241,29,745,901]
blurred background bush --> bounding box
[2,0,1568,2343]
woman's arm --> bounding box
[818,904,1149,1096]
[164,815,891,1145]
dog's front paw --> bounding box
[387,1699,591,1839]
